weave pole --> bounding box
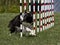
[40,0,44,31]
[29,0,31,12]
[19,0,54,37]
[24,0,27,11]
[20,0,23,37]
[36,0,40,32]
[33,0,36,34]
[40,0,54,31]
[51,0,54,26]
[20,0,22,13]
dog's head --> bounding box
[23,12,33,24]
[8,12,33,34]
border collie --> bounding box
[8,12,36,37]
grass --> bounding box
[0,13,60,45]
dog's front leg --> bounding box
[26,27,36,36]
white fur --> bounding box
[20,15,23,21]
[19,24,36,37]
[26,27,31,32]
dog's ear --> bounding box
[20,13,22,15]
[25,10,27,13]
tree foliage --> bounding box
[0,0,20,13]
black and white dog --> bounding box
[8,12,36,37]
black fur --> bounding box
[24,12,33,24]
[8,14,21,33]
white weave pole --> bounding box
[50,0,52,27]
[29,0,31,12]
[44,0,47,30]
[33,0,36,34]
[40,0,44,31]
[47,0,50,29]
[48,0,50,29]
[20,0,23,37]
[37,0,40,32]
[24,0,27,11]
[20,0,22,13]
[51,0,54,26]
[43,0,45,30]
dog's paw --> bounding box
[29,33,36,36]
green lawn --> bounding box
[0,13,60,45]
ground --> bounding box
[0,13,60,45]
